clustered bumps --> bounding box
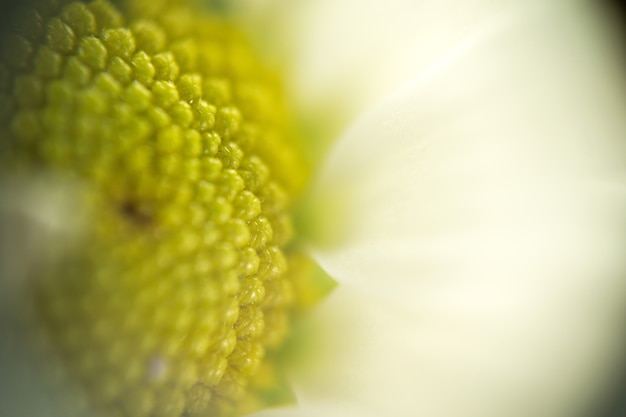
[0,0,308,416]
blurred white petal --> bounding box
[0,176,90,417]
[287,0,536,116]
[311,0,626,314]
[252,285,625,417]
[0,176,87,304]
[269,1,626,417]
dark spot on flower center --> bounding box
[119,200,152,227]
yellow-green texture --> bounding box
[0,0,324,416]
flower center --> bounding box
[0,0,311,416]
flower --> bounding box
[1,1,625,417]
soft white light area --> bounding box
[0,176,88,304]
[269,1,626,417]
[286,0,532,117]
[252,286,625,417]
[312,0,626,315]
[0,176,88,417]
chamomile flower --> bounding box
[1,1,625,417]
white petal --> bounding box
[253,286,625,417]
[292,3,626,415]
[310,0,626,314]
[286,0,543,117]
[0,175,88,304]
[250,402,365,417]
[0,176,92,417]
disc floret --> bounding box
[0,0,308,416]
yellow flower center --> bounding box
[0,0,322,416]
